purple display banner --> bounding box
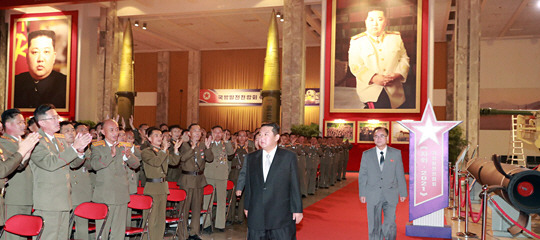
[399,101,461,221]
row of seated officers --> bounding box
[0,103,352,240]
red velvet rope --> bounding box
[532,164,540,171]
[457,179,483,223]
[466,182,483,223]
[490,198,540,239]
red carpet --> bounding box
[297,173,446,239]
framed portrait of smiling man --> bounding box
[8,11,78,116]
[329,0,425,113]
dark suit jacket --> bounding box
[358,146,407,205]
[244,147,302,231]
[14,71,67,108]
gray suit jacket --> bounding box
[358,146,407,205]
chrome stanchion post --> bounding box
[452,171,464,221]
[457,174,477,238]
[480,185,488,240]
[447,165,454,210]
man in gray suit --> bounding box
[358,127,407,240]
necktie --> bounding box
[379,151,384,171]
[263,153,271,182]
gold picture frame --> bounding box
[357,121,390,143]
[324,120,356,143]
[329,0,423,113]
[391,121,410,144]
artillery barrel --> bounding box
[480,108,535,116]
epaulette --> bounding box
[54,133,65,139]
[351,32,367,40]
[118,142,133,148]
[386,31,401,35]
[92,140,105,147]
[0,136,16,143]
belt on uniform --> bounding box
[182,170,204,176]
[146,177,165,183]
[231,166,242,170]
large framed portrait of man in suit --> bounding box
[8,11,78,118]
[329,0,423,113]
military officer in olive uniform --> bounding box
[335,139,344,183]
[141,127,182,239]
[203,125,233,232]
[0,109,40,229]
[292,135,308,197]
[90,119,140,240]
[179,124,214,240]
[121,129,142,228]
[341,138,353,180]
[227,130,253,224]
[166,125,183,182]
[348,9,410,109]
[318,137,332,188]
[59,121,93,240]
[325,138,335,186]
[305,137,323,195]
[30,104,92,240]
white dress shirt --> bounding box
[262,146,277,182]
[377,146,387,171]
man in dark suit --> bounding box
[244,123,303,240]
[14,30,67,109]
[358,127,407,240]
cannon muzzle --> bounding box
[467,155,540,214]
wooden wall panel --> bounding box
[306,47,321,88]
[133,106,156,128]
[434,106,446,120]
[168,51,189,127]
[134,52,158,92]
[434,42,447,89]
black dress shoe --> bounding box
[202,226,213,234]
[342,177,347,180]
[189,235,202,240]
[226,220,233,226]
[215,228,225,232]
[235,220,244,224]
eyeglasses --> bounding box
[41,115,59,121]
[373,135,387,139]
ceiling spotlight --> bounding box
[142,23,147,30]
[276,12,281,18]
[537,0,540,8]
[134,21,139,27]
[280,17,284,22]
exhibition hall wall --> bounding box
[478,38,540,159]
[133,47,322,132]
